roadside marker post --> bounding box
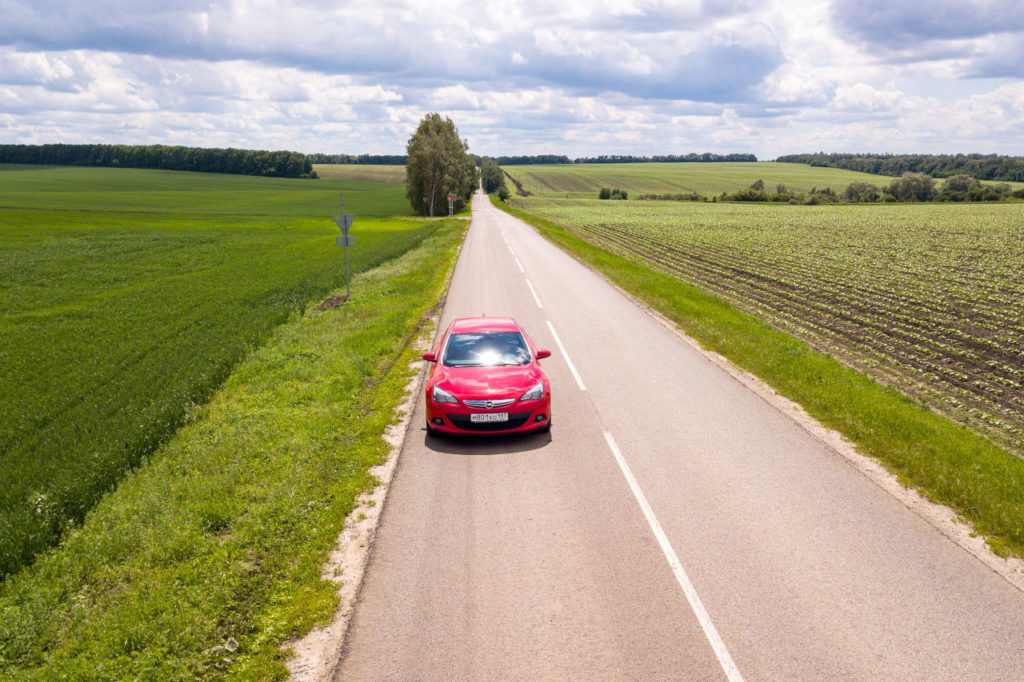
[334,193,355,297]
[447,192,457,216]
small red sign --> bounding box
[447,193,457,201]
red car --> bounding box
[422,316,552,435]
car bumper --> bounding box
[425,401,550,435]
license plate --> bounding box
[470,412,509,423]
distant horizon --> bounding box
[6,142,1024,164]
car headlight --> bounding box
[432,385,459,404]
[519,381,544,402]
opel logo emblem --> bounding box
[485,400,493,409]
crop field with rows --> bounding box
[0,165,434,578]
[504,162,896,197]
[508,196,1024,457]
[313,163,405,184]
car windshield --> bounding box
[443,332,531,367]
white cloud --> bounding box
[0,1,1021,157]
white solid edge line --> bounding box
[525,278,543,309]
[545,320,586,392]
[603,431,744,682]
[514,257,525,273]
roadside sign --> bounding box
[334,214,354,233]
[447,193,457,201]
[334,193,355,297]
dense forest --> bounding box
[307,153,407,165]
[777,153,1024,182]
[574,153,757,163]
[0,144,314,178]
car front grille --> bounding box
[463,398,516,408]
[446,411,532,431]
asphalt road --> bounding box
[333,191,1024,680]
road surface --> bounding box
[333,191,1024,680]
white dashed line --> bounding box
[514,257,525,273]
[526,278,543,309]
[545,321,586,392]
[603,432,744,682]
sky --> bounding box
[1,0,1022,159]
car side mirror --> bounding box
[536,349,551,359]
[422,352,437,362]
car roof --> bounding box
[449,316,521,334]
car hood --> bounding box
[436,364,542,399]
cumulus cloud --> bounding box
[0,0,1022,157]
[831,0,1024,45]
[0,0,782,102]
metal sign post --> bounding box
[447,193,456,216]
[334,193,355,297]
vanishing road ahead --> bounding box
[334,191,1024,680]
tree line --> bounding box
[485,153,758,165]
[702,174,1024,205]
[0,144,315,178]
[777,153,1024,182]
[479,157,510,200]
[307,153,407,165]
[493,155,573,165]
[574,153,757,164]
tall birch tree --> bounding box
[405,113,476,216]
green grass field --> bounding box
[0,165,430,578]
[502,162,896,197]
[313,164,406,184]
[502,161,1024,198]
[0,217,467,679]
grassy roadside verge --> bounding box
[493,195,1024,560]
[0,219,467,680]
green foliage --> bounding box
[404,113,476,216]
[494,154,572,165]
[598,187,628,200]
[496,186,510,202]
[886,172,937,202]
[842,181,881,202]
[495,195,1024,560]
[778,152,1024,183]
[0,220,466,678]
[574,153,757,163]
[479,157,507,194]
[637,191,703,202]
[0,144,313,178]
[307,153,406,165]
[0,166,417,578]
